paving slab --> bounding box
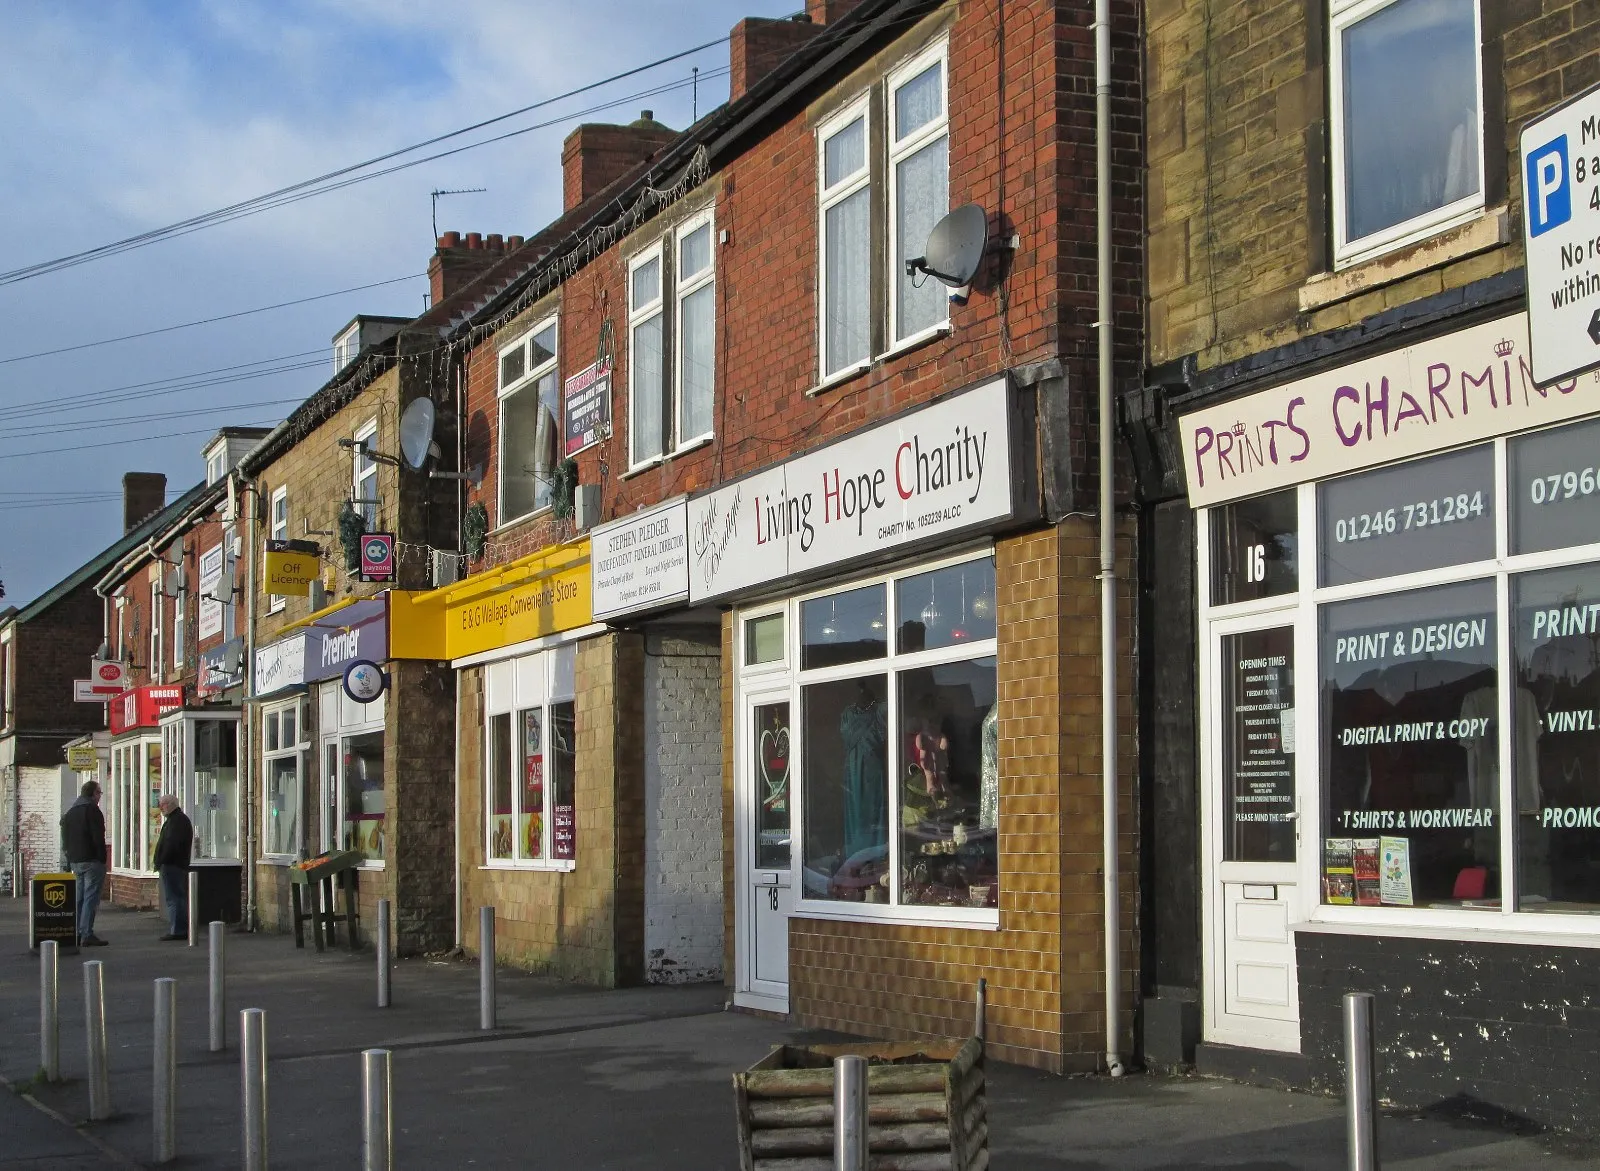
[1,900,1594,1169]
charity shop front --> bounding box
[1177,307,1600,1127]
[700,374,1135,1073]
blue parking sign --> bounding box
[1527,134,1571,237]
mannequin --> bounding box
[839,682,886,858]
[979,704,999,829]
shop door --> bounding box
[1207,620,1302,1052]
[737,690,794,1012]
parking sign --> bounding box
[1520,82,1600,385]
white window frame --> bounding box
[817,97,873,384]
[352,418,379,530]
[150,579,163,679]
[496,315,560,526]
[318,682,387,869]
[0,628,12,731]
[886,39,951,350]
[673,208,717,452]
[111,735,162,875]
[268,487,288,615]
[627,242,667,471]
[206,449,225,486]
[1328,0,1486,269]
[260,700,305,861]
[172,565,185,670]
[1199,417,1600,943]
[482,646,578,872]
[334,323,360,372]
[735,547,1000,931]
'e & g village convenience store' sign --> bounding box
[687,377,1015,602]
[1179,313,1600,508]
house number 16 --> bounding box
[1244,543,1266,584]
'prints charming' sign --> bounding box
[592,498,689,620]
[687,378,1014,602]
[1178,313,1600,507]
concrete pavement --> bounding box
[1,899,1594,1169]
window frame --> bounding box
[627,241,668,471]
[352,418,380,530]
[1198,416,1600,940]
[318,681,387,869]
[886,38,952,350]
[673,208,717,453]
[817,96,874,384]
[1327,0,1487,269]
[496,315,561,526]
[150,578,163,679]
[172,567,185,670]
[110,735,162,875]
[268,487,288,615]
[481,646,579,872]
[259,700,306,861]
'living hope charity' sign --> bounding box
[687,377,1014,602]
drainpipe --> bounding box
[1094,0,1125,1078]
[242,474,259,932]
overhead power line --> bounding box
[0,37,733,286]
[0,420,282,462]
[0,396,306,441]
[0,274,425,365]
[0,349,326,421]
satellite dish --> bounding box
[399,398,437,471]
[907,204,989,295]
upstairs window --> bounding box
[150,580,163,678]
[820,100,872,379]
[497,318,559,525]
[268,487,288,615]
[333,323,360,372]
[205,448,225,486]
[628,208,717,470]
[352,419,379,529]
[889,45,950,344]
[1331,0,1483,267]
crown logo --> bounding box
[1232,421,1246,436]
[1494,338,1514,358]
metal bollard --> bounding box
[1344,991,1379,1171]
[479,906,495,1030]
[834,1055,869,1171]
[209,922,226,1052]
[187,872,200,946]
[153,978,177,1163]
[975,977,987,1042]
[84,960,111,1120]
[241,1008,268,1171]
[376,899,391,1009]
[361,1049,392,1171]
[39,939,59,1082]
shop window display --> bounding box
[483,649,578,866]
[261,704,302,858]
[341,730,385,862]
[803,675,888,900]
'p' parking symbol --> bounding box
[1528,134,1571,237]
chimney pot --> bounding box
[509,235,525,248]
[465,232,483,249]
[487,233,504,249]
[440,231,461,248]
[640,110,653,121]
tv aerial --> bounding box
[906,204,1007,304]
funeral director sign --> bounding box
[688,378,1014,602]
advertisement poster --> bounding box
[563,360,611,456]
[1380,836,1413,906]
[552,804,575,860]
[1354,838,1381,906]
[1324,838,1354,904]
[198,544,224,639]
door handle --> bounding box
[1284,811,1300,821]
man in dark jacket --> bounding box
[153,795,193,941]
[60,780,108,947]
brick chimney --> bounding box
[122,472,166,533]
[561,112,678,213]
[731,16,820,101]
[806,0,867,24]
[429,231,523,306]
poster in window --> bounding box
[1353,838,1381,906]
[1324,838,1354,904]
[563,360,611,457]
[1380,836,1413,906]
[1220,627,1296,862]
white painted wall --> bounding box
[643,633,723,984]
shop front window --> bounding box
[484,647,578,867]
[111,739,159,873]
[1211,489,1298,605]
[793,554,998,915]
[341,730,386,862]
[261,703,303,858]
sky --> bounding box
[0,0,797,606]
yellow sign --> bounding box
[65,745,98,771]
[264,548,318,596]
[446,560,590,659]
[43,883,66,909]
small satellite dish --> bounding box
[907,204,990,302]
[399,398,437,471]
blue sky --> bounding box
[0,0,796,605]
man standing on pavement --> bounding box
[59,780,108,947]
[153,794,193,941]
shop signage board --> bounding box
[591,498,690,620]
[109,684,184,735]
[563,360,612,456]
[198,638,245,696]
[444,553,591,660]
[198,544,225,639]
[359,533,395,582]
[73,680,108,703]
[253,633,307,697]
[305,598,388,684]
[687,377,1015,602]
[88,658,126,693]
[1178,313,1600,508]
[263,539,320,597]
[65,744,99,771]
[342,659,387,703]
[29,872,76,951]
[1521,82,1600,385]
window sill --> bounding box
[806,360,872,398]
[1298,913,1600,951]
[1300,206,1509,314]
[876,321,952,365]
[479,860,577,874]
[620,457,663,481]
[257,855,295,867]
[489,507,552,537]
[673,434,714,458]
[793,903,999,932]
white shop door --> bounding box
[736,689,794,1013]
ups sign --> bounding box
[30,872,76,951]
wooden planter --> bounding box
[733,1036,987,1171]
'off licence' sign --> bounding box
[687,377,1014,602]
[1522,81,1600,385]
